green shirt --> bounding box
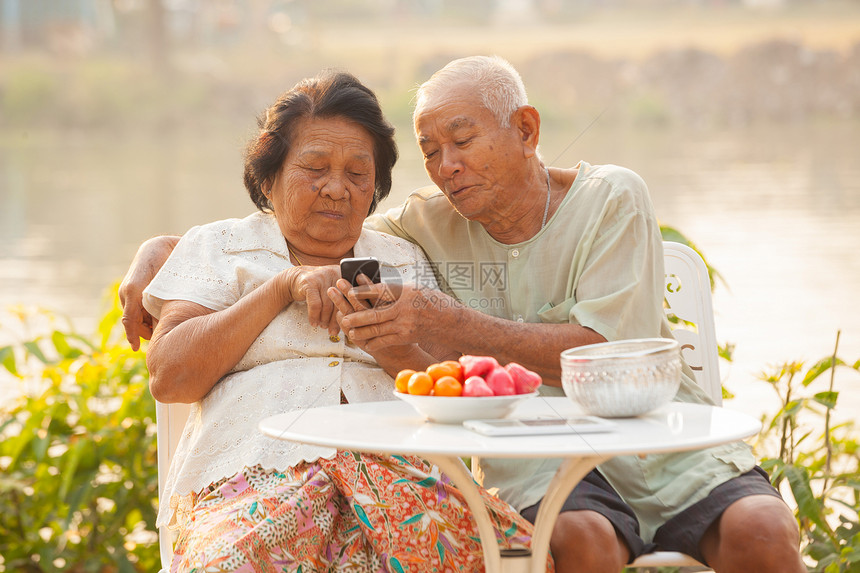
[365,161,755,541]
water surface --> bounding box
[2,120,858,419]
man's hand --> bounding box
[328,278,447,374]
[328,277,386,354]
[119,236,180,351]
[329,280,459,353]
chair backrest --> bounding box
[627,242,721,569]
[155,400,191,571]
[662,241,721,404]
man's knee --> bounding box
[702,495,805,572]
[550,510,628,573]
[720,495,800,547]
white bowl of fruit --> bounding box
[392,355,542,424]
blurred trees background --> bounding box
[1,0,859,133]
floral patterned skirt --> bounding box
[170,451,552,572]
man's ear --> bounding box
[513,105,541,158]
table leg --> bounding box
[423,454,503,573]
[528,455,602,573]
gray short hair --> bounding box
[414,55,528,129]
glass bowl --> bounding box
[560,338,681,418]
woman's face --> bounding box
[269,116,376,260]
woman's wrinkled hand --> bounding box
[280,265,343,334]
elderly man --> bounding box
[120,57,805,572]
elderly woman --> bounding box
[143,71,541,572]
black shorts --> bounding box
[520,469,649,562]
[651,465,783,564]
[519,466,782,565]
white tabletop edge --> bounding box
[259,399,762,460]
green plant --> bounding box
[755,331,860,572]
[0,288,159,573]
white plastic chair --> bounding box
[661,241,721,405]
[153,241,720,571]
[155,400,191,572]
[625,241,720,571]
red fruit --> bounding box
[458,355,499,379]
[484,366,515,396]
[504,362,542,394]
[463,376,494,397]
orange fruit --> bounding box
[441,360,464,382]
[407,371,434,395]
[425,362,449,381]
[426,362,461,382]
[395,369,416,393]
[433,375,463,397]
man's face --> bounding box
[414,82,526,224]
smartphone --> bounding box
[340,257,381,287]
[463,416,616,437]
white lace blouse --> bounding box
[143,211,436,528]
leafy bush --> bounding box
[0,290,159,573]
[755,332,860,572]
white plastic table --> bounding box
[259,398,761,573]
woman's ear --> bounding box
[262,176,275,198]
[513,105,541,159]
